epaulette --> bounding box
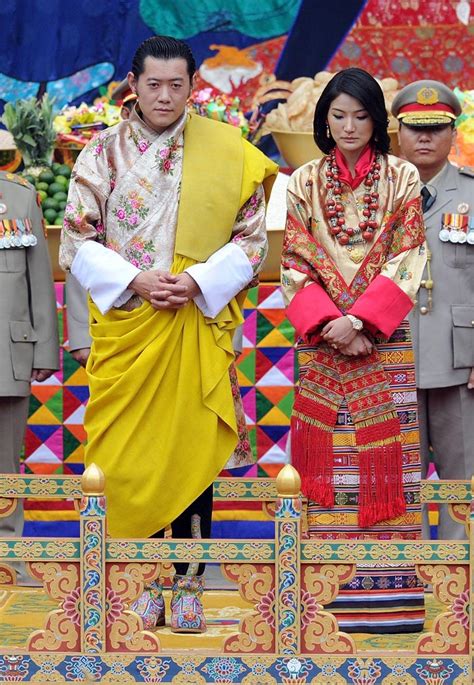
[458,166,474,178]
[0,170,33,189]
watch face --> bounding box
[348,315,363,330]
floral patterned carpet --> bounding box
[0,585,443,653]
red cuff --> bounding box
[348,275,414,338]
[286,282,341,342]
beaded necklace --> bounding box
[325,149,381,262]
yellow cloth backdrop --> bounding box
[85,255,242,538]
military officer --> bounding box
[392,81,474,540]
[0,171,59,578]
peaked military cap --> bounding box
[391,79,461,127]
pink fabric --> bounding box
[348,274,414,338]
[286,282,341,343]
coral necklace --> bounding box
[325,149,381,259]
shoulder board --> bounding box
[0,170,33,189]
[458,166,474,178]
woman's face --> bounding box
[327,93,374,158]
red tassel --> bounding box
[291,408,336,509]
[358,441,405,527]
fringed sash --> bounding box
[291,345,404,527]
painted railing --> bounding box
[0,465,471,683]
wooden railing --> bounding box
[0,465,471,683]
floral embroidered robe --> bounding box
[60,108,268,468]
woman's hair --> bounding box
[313,68,390,154]
[131,35,196,80]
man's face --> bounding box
[398,123,455,170]
[127,57,193,133]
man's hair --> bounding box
[131,35,196,80]
[313,67,391,155]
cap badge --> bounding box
[416,87,439,106]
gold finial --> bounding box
[81,463,105,495]
[276,464,301,498]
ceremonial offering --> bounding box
[188,87,253,139]
[54,101,121,148]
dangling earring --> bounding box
[326,124,331,139]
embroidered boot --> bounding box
[131,579,165,630]
[170,574,206,633]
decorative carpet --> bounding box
[0,586,443,653]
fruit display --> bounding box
[22,162,71,226]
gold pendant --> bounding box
[348,247,365,263]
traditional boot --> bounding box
[170,574,206,633]
[131,579,165,630]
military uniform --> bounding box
[65,273,91,352]
[392,82,474,539]
[0,171,59,544]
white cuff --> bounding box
[185,242,253,319]
[71,241,141,314]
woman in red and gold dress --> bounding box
[281,68,427,634]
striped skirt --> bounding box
[299,321,425,634]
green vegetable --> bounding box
[53,191,67,202]
[36,181,49,192]
[43,208,57,223]
[38,170,55,184]
[57,164,71,178]
[54,215,64,225]
[54,174,69,187]
[48,182,64,195]
[42,197,59,211]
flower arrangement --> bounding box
[188,88,263,141]
[54,102,121,148]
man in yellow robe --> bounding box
[60,35,277,633]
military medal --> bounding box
[439,228,450,242]
[467,217,474,245]
[0,202,7,214]
[0,218,36,249]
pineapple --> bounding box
[1,95,56,178]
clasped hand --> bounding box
[129,270,201,310]
[321,316,372,356]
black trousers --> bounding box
[152,484,213,576]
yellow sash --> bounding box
[176,113,278,261]
[85,255,242,538]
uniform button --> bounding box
[471,320,474,326]
[420,306,428,315]
[23,334,27,340]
